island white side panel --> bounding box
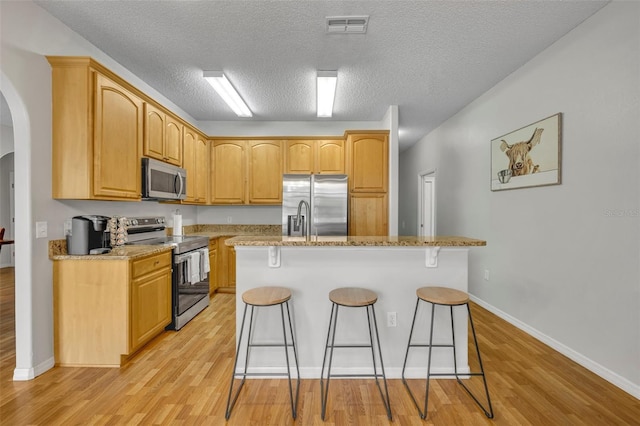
[234,246,470,379]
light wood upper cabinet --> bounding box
[284,139,344,174]
[143,103,165,161]
[317,139,345,174]
[345,131,389,236]
[144,103,183,166]
[248,140,283,204]
[181,128,208,204]
[349,193,388,236]
[210,140,246,204]
[182,127,197,202]
[285,140,314,174]
[93,73,144,200]
[211,139,283,205]
[164,116,183,166]
[49,57,143,200]
[346,131,389,193]
[195,136,209,202]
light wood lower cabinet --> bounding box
[216,237,236,293]
[53,251,172,367]
[349,193,388,236]
[208,238,218,295]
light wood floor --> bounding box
[1,266,639,425]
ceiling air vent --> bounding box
[326,16,369,34]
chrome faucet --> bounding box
[295,200,310,239]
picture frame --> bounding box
[491,113,562,191]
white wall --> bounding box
[399,2,639,397]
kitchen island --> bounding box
[226,235,486,379]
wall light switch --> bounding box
[36,221,48,239]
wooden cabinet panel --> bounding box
[195,136,209,202]
[349,193,388,236]
[144,103,182,166]
[285,140,314,174]
[182,129,208,204]
[217,237,236,292]
[144,103,165,161]
[208,238,218,295]
[211,140,245,204]
[284,139,344,174]
[346,132,388,193]
[248,140,283,204]
[53,250,172,367]
[182,127,197,202]
[164,115,183,166]
[228,246,236,287]
[93,73,143,199]
[130,267,172,351]
[317,139,345,174]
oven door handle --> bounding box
[175,253,192,263]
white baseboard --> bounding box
[13,357,55,381]
[470,295,640,400]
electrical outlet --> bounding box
[387,312,397,327]
[484,269,490,281]
[227,216,233,224]
[36,221,48,239]
[64,219,72,236]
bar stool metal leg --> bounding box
[226,292,300,420]
[225,303,250,420]
[320,300,392,421]
[280,300,301,419]
[456,304,494,418]
[401,294,494,420]
[368,304,392,420]
[320,303,338,421]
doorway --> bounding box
[418,171,436,236]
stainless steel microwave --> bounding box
[141,158,187,200]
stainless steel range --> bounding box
[126,216,210,330]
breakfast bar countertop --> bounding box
[226,235,486,247]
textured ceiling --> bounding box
[34,0,608,150]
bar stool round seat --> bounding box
[225,286,300,420]
[321,287,392,421]
[242,286,291,306]
[329,287,378,307]
[417,286,469,306]
[402,285,494,420]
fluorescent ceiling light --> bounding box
[317,71,337,118]
[203,71,252,118]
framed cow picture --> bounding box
[491,113,562,191]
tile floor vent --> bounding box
[326,16,369,34]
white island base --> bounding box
[231,238,484,379]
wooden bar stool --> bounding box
[401,286,493,419]
[320,287,392,421]
[225,286,300,420]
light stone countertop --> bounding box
[226,235,486,247]
[50,244,172,261]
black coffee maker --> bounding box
[66,215,111,255]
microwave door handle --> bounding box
[174,173,184,197]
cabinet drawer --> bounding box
[132,252,171,278]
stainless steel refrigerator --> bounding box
[282,174,348,237]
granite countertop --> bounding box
[226,235,487,247]
[50,244,172,261]
[49,224,281,260]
